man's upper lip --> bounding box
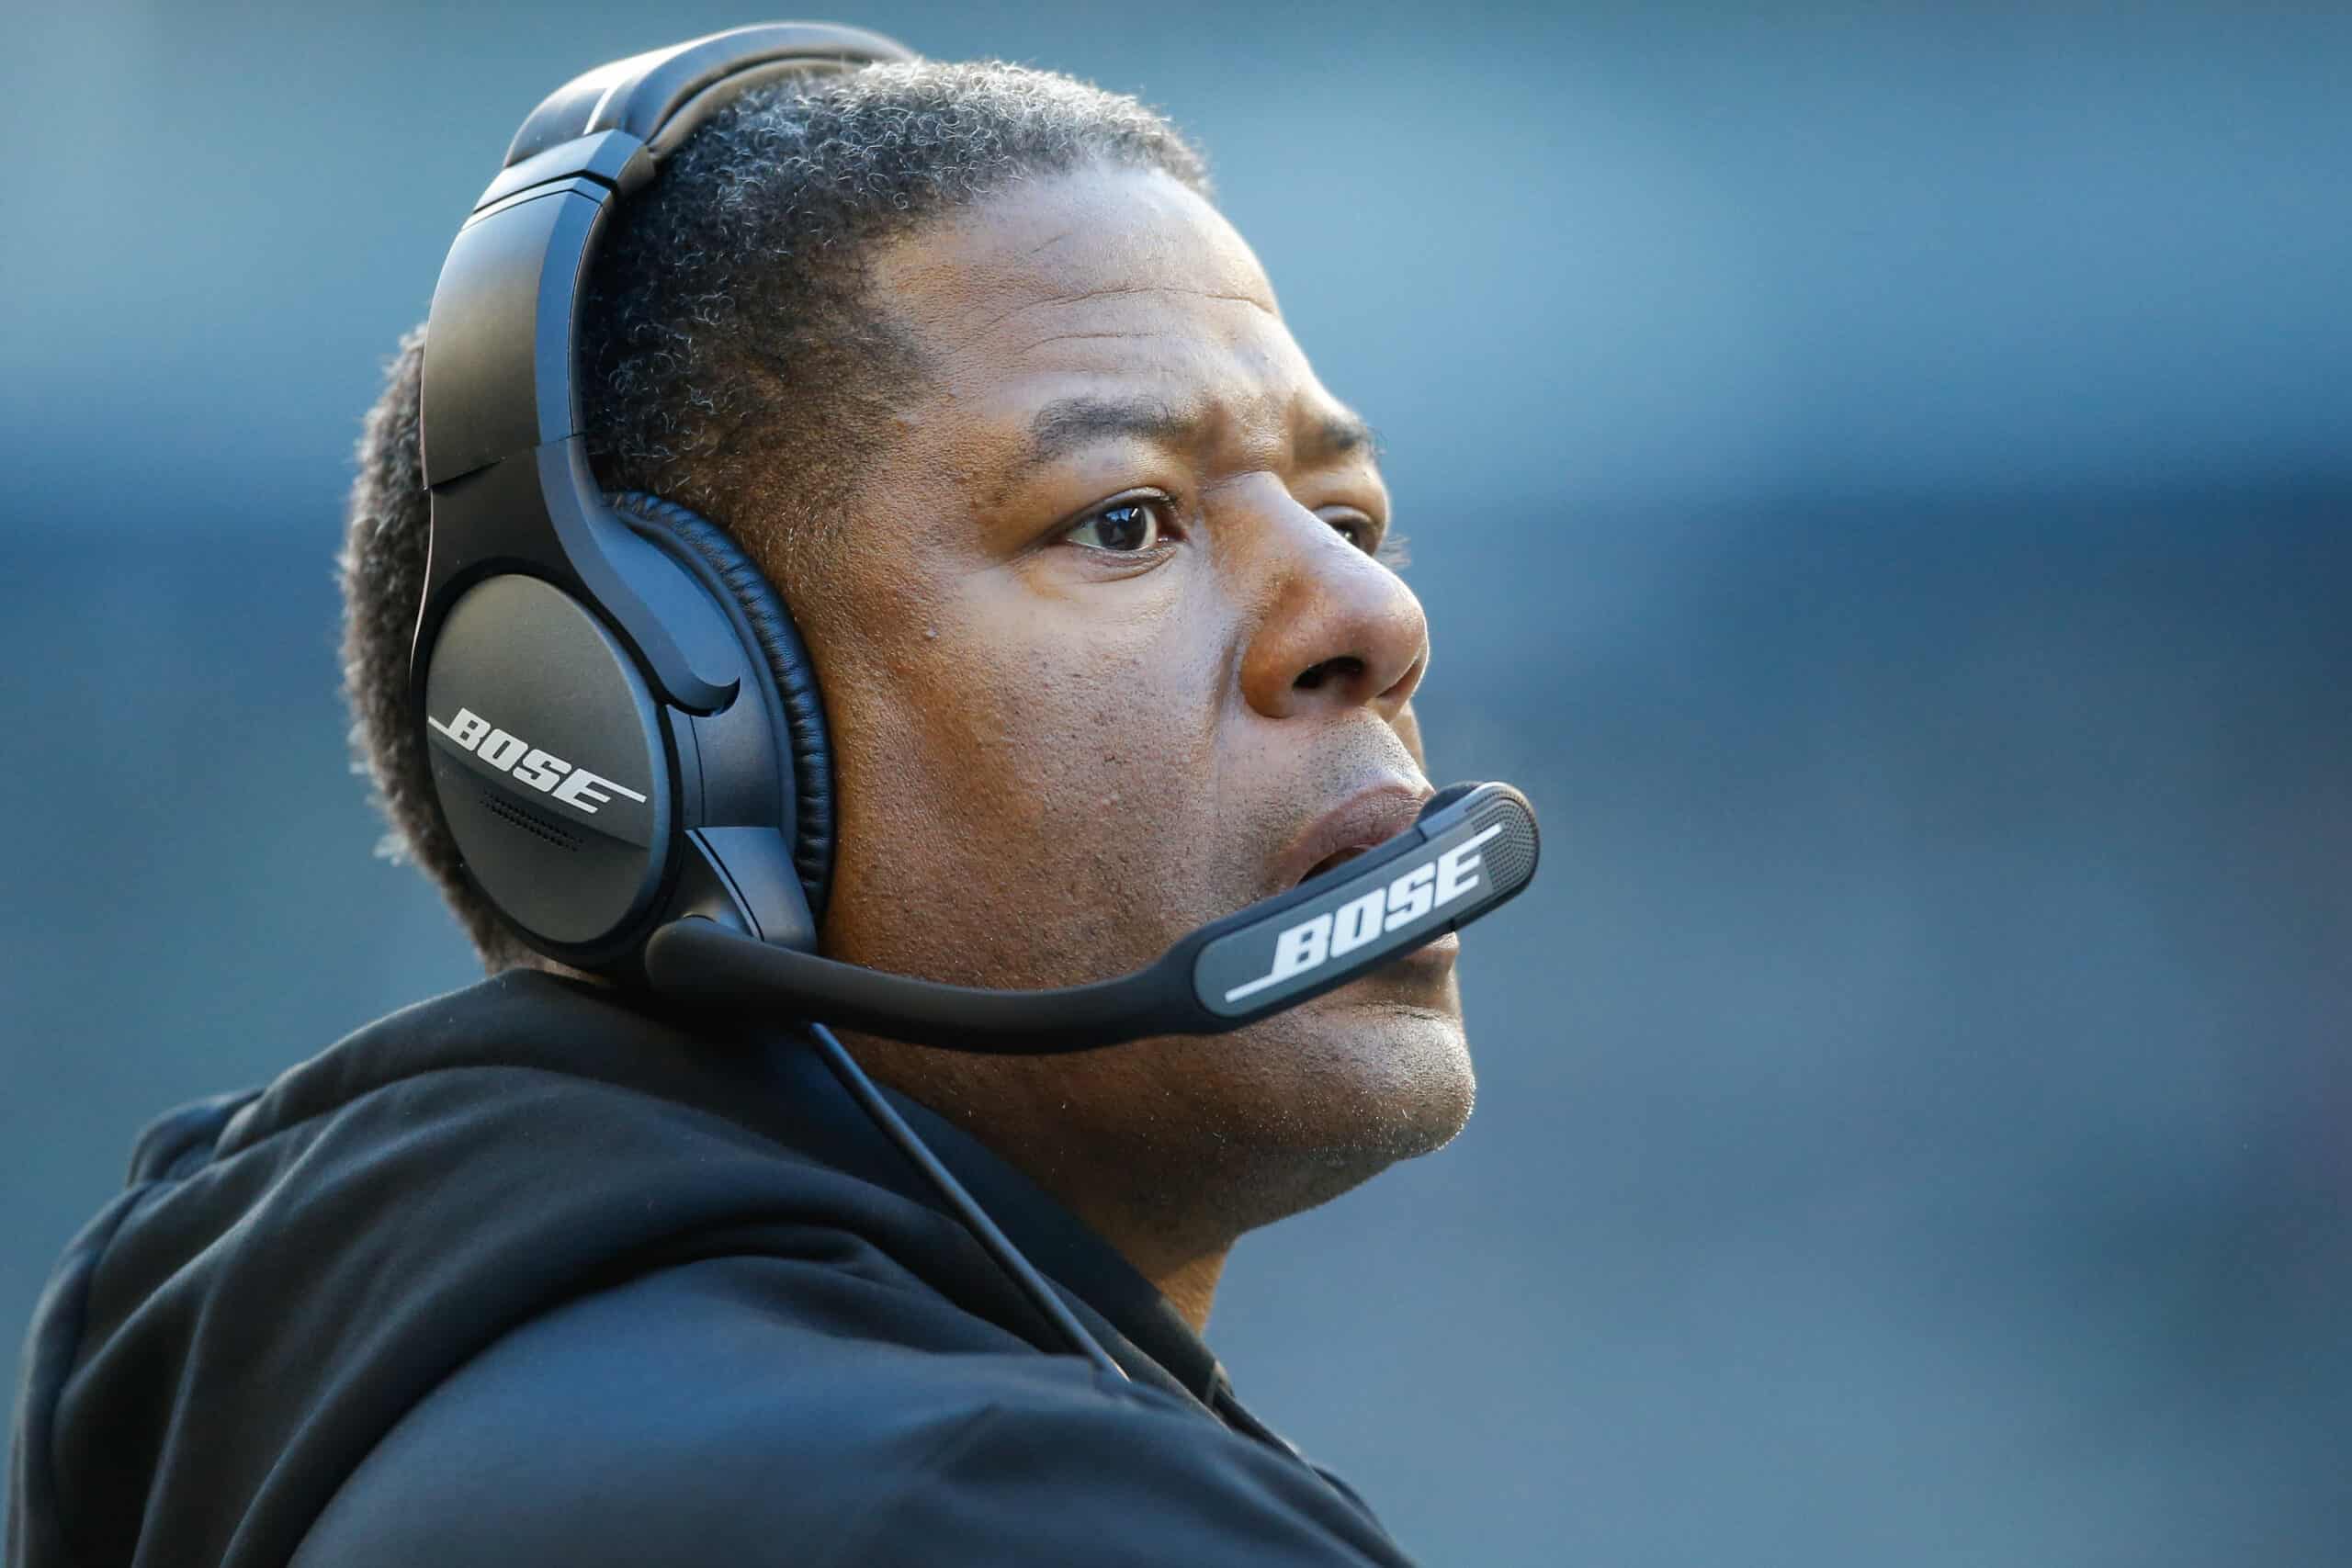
[1273,782,1435,893]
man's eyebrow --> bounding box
[1023,396,1197,475]
[1306,408,1382,462]
[1017,396,1383,476]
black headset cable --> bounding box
[804,1021,1127,1382]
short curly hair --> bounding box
[340,60,1210,971]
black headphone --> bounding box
[409,21,1540,1055]
[411,22,910,973]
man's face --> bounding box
[783,164,1473,1241]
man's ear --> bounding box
[1396,698,1428,773]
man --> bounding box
[9,47,1476,1568]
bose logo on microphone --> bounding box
[1223,824,1504,1003]
[427,706,649,817]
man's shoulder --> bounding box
[292,1256,1410,1566]
[287,1253,1063,1564]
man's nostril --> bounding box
[1294,655,1365,692]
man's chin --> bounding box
[1270,975,1476,1163]
[1174,989,1475,1235]
[1339,984,1475,1127]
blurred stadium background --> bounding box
[4,2,2347,1562]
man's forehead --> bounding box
[865,164,1374,488]
[870,164,1279,357]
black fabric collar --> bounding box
[215,969,1247,1423]
[559,973,1236,1412]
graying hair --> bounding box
[340,60,1210,970]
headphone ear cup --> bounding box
[605,491,835,919]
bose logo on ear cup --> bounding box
[1222,824,1504,1003]
[427,706,650,817]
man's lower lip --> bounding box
[1385,931,1460,969]
[1302,931,1458,1010]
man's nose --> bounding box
[1237,498,1429,725]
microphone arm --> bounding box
[643,782,1540,1052]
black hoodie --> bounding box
[8,971,1418,1566]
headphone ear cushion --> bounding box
[605,491,835,918]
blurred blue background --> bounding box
[5,1,2347,1562]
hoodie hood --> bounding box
[8,971,1265,1568]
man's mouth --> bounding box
[1274,783,1433,893]
[1298,844,1371,884]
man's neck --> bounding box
[1139,1247,1227,1334]
[841,1030,1254,1335]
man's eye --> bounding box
[1062,497,1174,553]
[1326,512,1382,556]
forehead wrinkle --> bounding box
[955,282,1277,355]
[1013,329,1156,355]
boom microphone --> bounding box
[644,781,1540,1051]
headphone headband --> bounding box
[503,22,917,165]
